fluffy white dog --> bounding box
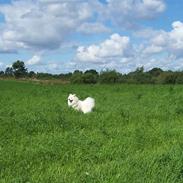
[68,94,95,113]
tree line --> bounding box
[1,60,183,84]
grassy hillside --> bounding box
[0,80,183,183]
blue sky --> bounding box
[0,0,183,73]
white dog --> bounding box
[68,94,95,113]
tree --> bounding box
[83,69,99,84]
[36,72,53,79]
[70,70,83,83]
[135,72,153,84]
[28,71,36,78]
[5,67,13,76]
[59,73,72,81]
[73,70,83,75]
[135,66,144,74]
[84,69,98,75]
[176,73,183,84]
[99,70,120,83]
[12,60,27,78]
[83,73,98,84]
[0,71,4,77]
[163,73,177,84]
[148,67,163,77]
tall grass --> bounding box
[0,80,183,183]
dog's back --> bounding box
[81,97,95,113]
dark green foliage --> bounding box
[84,69,98,75]
[73,70,83,75]
[132,68,153,84]
[135,66,144,73]
[0,70,4,76]
[70,70,84,84]
[163,72,177,84]
[59,72,72,81]
[84,70,99,84]
[99,70,121,83]
[1,60,183,84]
[28,71,36,78]
[71,70,99,84]
[36,72,55,79]
[82,73,98,84]
[5,67,13,76]
[176,74,183,84]
[12,60,27,78]
[148,67,163,77]
[136,73,153,84]
[119,67,153,84]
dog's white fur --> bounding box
[68,94,95,113]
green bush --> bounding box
[148,67,163,77]
[82,73,98,84]
[176,74,183,84]
[99,70,121,83]
[70,72,83,84]
[164,73,177,84]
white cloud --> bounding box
[142,21,183,57]
[73,20,183,73]
[48,63,60,70]
[77,22,111,34]
[26,55,42,66]
[0,62,3,69]
[104,0,166,28]
[0,0,167,53]
[169,21,183,56]
[76,33,132,63]
[143,45,163,54]
[0,0,98,52]
[137,0,165,18]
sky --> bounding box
[0,0,183,74]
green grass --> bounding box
[0,80,183,183]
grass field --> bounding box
[0,80,183,183]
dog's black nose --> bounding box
[69,99,73,103]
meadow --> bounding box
[0,80,183,183]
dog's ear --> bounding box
[73,94,76,96]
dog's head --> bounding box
[68,94,79,107]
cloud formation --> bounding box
[73,22,183,73]
[0,0,98,52]
[26,55,42,66]
[0,0,166,53]
[104,0,166,28]
[1,0,183,73]
[143,21,183,57]
[0,62,3,68]
[77,22,111,34]
[76,33,132,63]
